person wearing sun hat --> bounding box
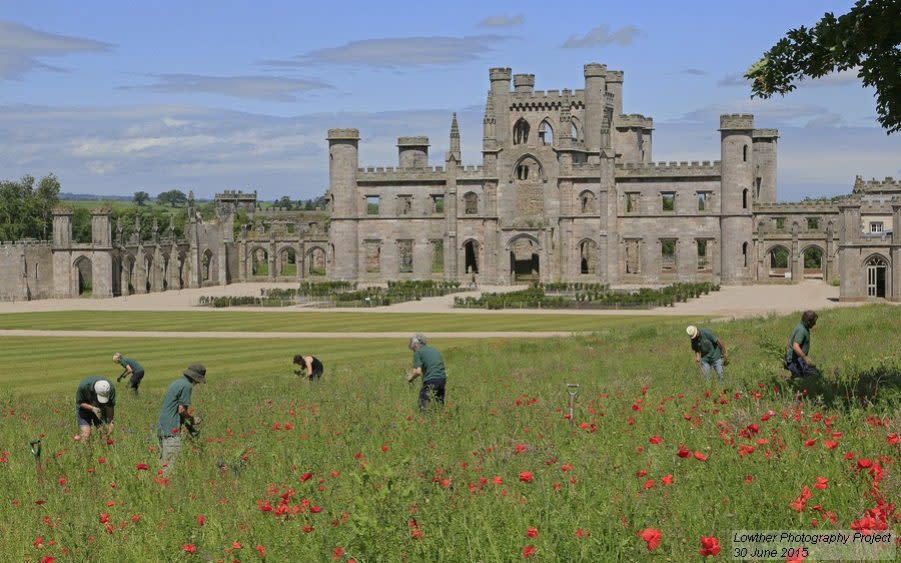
[157,363,206,475]
[74,375,116,441]
[686,325,728,385]
[112,352,145,396]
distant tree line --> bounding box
[274,194,327,211]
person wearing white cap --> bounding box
[686,325,728,385]
[74,375,116,441]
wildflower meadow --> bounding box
[0,305,898,561]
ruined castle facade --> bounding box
[327,63,898,300]
[1,63,897,301]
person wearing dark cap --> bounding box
[406,333,447,412]
[292,354,324,381]
[785,310,821,378]
[75,376,116,441]
[686,325,728,385]
[157,363,206,476]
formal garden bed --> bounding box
[197,280,466,308]
[453,281,719,310]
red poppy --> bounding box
[232,541,242,549]
[561,463,574,472]
[135,463,149,471]
[649,436,662,444]
[661,474,673,486]
[300,472,313,482]
[522,545,536,558]
[514,444,527,454]
[638,528,661,551]
[888,433,899,445]
[182,544,196,554]
[57,477,66,486]
[526,527,538,538]
[699,536,721,556]
[814,477,828,490]
[693,451,708,462]
[677,445,690,458]
[131,514,141,523]
[823,440,838,449]
[643,479,655,490]
[197,514,205,527]
[575,528,588,538]
[518,471,533,483]
[803,439,816,447]
[255,544,266,558]
[744,475,754,484]
[40,557,56,563]
[332,547,345,559]
[99,513,110,524]
[857,458,872,469]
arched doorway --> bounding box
[579,239,598,274]
[767,245,790,278]
[509,235,540,283]
[202,249,214,283]
[73,256,92,296]
[802,246,824,279]
[463,240,479,274]
[866,255,888,298]
[251,248,269,277]
[307,247,326,276]
[279,248,297,277]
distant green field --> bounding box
[1,335,488,395]
[0,310,701,333]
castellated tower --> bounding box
[719,114,755,283]
[752,129,778,203]
[583,63,607,160]
[327,128,360,279]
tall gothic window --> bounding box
[538,120,553,145]
[513,118,530,145]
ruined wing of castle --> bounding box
[2,63,899,302]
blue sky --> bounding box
[0,0,898,201]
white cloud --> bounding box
[0,20,112,80]
[562,25,641,49]
[477,15,525,28]
[262,35,509,68]
[121,74,333,102]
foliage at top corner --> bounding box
[745,0,901,134]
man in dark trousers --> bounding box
[157,363,206,476]
[686,325,728,385]
[406,333,447,412]
[113,352,145,396]
[293,354,324,380]
[75,376,116,441]
[785,310,821,378]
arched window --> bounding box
[742,188,749,209]
[570,118,581,141]
[538,120,554,145]
[463,192,478,215]
[742,242,749,268]
[742,145,748,162]
[517,164,530,180]
[513,118,530,145]
[579,190,597,214]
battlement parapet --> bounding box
[853,176,900,193]
[0,240,52,247]
[510,90,585,109]
[616,114,653,129]
[752,128,779,139]
[356,166,448,182]
[584,63,607,78]
[720,113,754,130]
[327,128,360,140]
[397,136,429,146]
[753,201,842,212]
[615,160,721,177]
[606,70,624,82]
[52,207,73,215]
[489,67,512,81]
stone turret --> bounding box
[488,67,512,145]
[513,74,535,94]
[397,136,429,168]
[583,63,607,158]
[719,114,755,283]
[327,128,360,279]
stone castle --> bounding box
[1,63,898,301]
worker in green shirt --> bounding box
[406,333,447,411]
[75,376,116,441]
[157,363,206,476]
[686,325,729,385]
[785,310,821,378]
[113,352,145,396]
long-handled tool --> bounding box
[29,439,44,484]
[566,383,580,423]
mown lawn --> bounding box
[0,310,700,333]
[0,305,897,561]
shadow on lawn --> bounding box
[770,364,901,410]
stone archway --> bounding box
[801,245,825,279]
[73,255,92,296]
[864,254,889,298]
[767,245,791,278]
[306,246,326,276]
[507,234,541,283]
